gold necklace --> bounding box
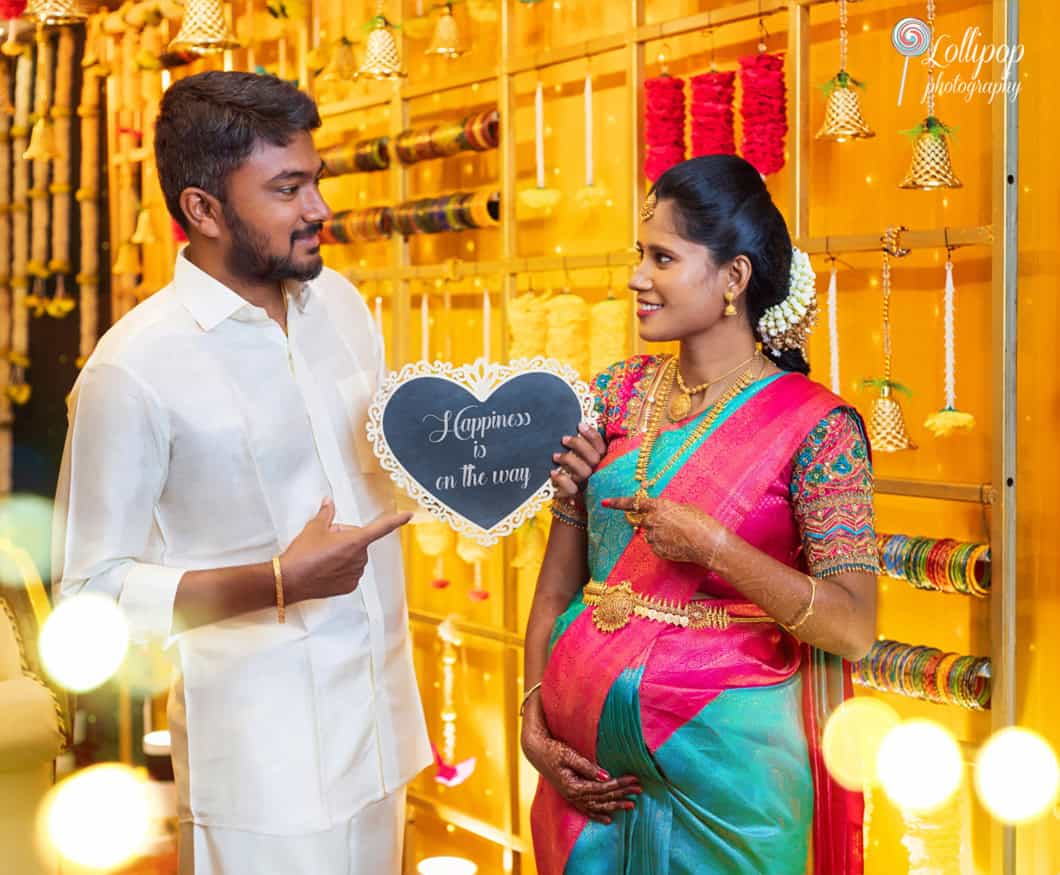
[625,356,760,527]
[669,351,759,421]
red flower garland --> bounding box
[689,71,736,157]
[643,75,686,182]
[738,52,787,176]
[0,0,25,19]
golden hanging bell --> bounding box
[356,14,405,80]
[318,37,357,84]
[112,241,141,277]
[426,4,465,59]
[869,385,916,452]
[27,0,87,26]
[130,208,156,245]
[168,0,239,55]
[23,118,56,161]
[900,121,962,190]
[817,83,874,141]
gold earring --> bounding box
[724,285,737,317]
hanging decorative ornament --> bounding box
[21,113,55,161]
[817,0,874,142]
[456,534,489,601]
[130,207,156,245]
[826,257,841,395]
[0,0,27,57]
[519,80,562,209]
[507,285,548,361]
[643,48,685,181]
[112,240,142,277]
[690,71,736,157]
[899,0,961,189]
[26,0,85,26]
[924,249,975,437]
[10,51,31,397]
[45,27,77,320]
[575,70,607,209]
[316,35,357,101]
[689,30,735,158]
[545,292,590,379]
[426,2,465,59]
[589,292,629,377]
[76,44,104,367]
[415,518,454,589]
[168,0,239,54]
[865,228,916,452]
[738,23,787,177]
[356,0,406,80]
[26,26,54,319]
[0,58,13,475]
[434,617,476,785]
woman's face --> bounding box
[628,198,735,344]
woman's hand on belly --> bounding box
[521,699,641,825]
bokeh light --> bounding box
[822,697,902,790]
[40,764,150,870]
[39,593,129,692]
[975,727,1060,824]
[0,493,54,576]
[418,857,478,875]
[877,719,964,813]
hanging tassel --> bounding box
[924,254,975,437]
[130,207,156,245]
[738,51,787,176]
[22,116,55,162]
[112,240,141,276]
[827,260,841,395]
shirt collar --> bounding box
[173,250,312,332]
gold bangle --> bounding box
[272,556,286,624]
[784,574,817,633]
[519,681,543,717]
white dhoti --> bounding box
[178,788,407,875]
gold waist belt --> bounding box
[582,580,776,634]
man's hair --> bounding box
[155,71,321,231]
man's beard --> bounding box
[222,201,324,284]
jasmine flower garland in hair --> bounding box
[757,246,818,353]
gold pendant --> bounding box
[624,488,650,527]
[592,582,635,633]
[668,390,692,421]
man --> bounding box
[53,71,431,873]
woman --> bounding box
[521,155,878,875]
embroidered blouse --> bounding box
[588,355,879,579]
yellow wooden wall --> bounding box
[105,0,1060,871]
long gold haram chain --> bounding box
[625,355,760,527]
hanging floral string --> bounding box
[590,292,629,377]
[25,27,55,319]
[47,27,75,318]
[738,48,787,176]
[8,51,33,407]
[76,18,105,368]
[643,73,685,181]
[826,258,841,394]
[508,284,548,360]
[689,70,735,157]
[576,69,607,209]
[545,292,590,379]
[519,80,561,209]
[0,58,12,491]
[432,617,475,787]
[924,250,975,436]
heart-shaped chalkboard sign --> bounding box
[367,358,596,545]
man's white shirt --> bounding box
[53,253,431,834]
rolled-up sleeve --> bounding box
[53,362,185,643]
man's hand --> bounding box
[281,498,412,603]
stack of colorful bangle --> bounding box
[321,207,393,243]
[391,190,500,236]
[320,136,391,176]
[876,533,991,597]
[393,109,500,165]
[853,638,992,710]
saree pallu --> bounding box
[532,372,864,875]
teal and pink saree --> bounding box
[532,356,873,875]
